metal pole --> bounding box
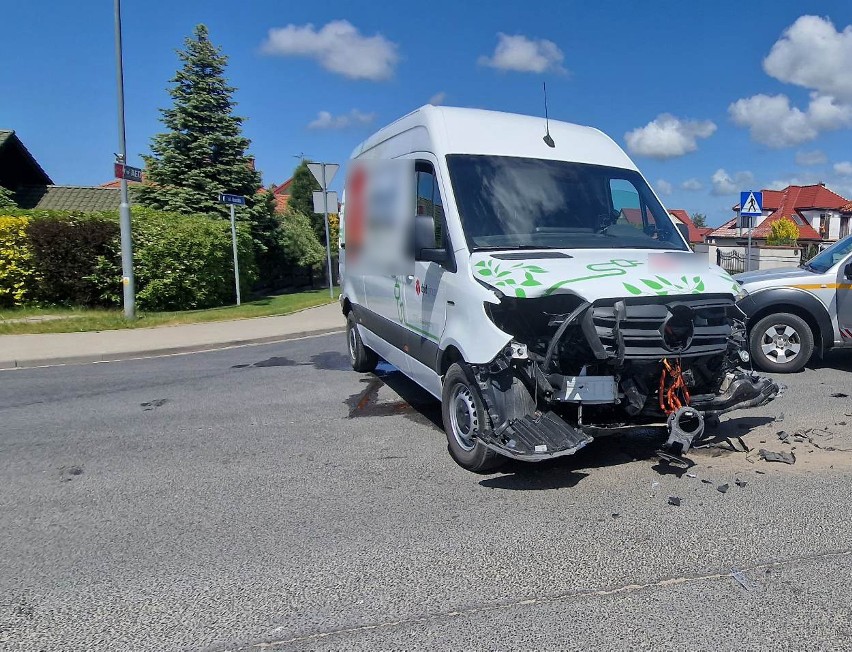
[322,164,334,298]
[747,213,753,272]
[230,204,241,305]
[114,0,135,319]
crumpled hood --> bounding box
[470,249,740,300]
[735,266,813,286]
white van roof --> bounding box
[350,105,637,170]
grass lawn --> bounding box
[0,288,340,335]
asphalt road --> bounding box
[2,334,852,651]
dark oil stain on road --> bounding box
[252,356,299,368]
[59,465,83,482]
[344,373,441,426]
[310,351,350,371]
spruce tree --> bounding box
[138,25,281,281]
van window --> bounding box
[445,155,687,252]
[415,163,445,248]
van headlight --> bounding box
[735,284,749,301]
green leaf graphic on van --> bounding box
[474,258,548,297]
[621,275,708,296]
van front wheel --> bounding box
[346,313,378,373]
[442,363,505,473]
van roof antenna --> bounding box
[542,82,555,148]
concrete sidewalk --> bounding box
[0,302,345,369]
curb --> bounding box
[0,326,345,370]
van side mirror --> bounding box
[414,214,447,263]
[676,223,690,243]
[845,261,852,280]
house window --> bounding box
[819,213,829,240]
[841,216,850,239]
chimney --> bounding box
[246,156,255,171]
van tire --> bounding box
[441,363,505,473]
[347,313,378,373]
[749,312,814,373]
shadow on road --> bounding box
[809,350,852,373]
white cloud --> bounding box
[261,20,398,81]
[307,109,375,130]
[711,169,755,196]
[796,149,827,166]
[834,161,852,176]
[478,33,566,74]
[728,93,852,148]
[656,179,673,195]
[681,178,704,191]
[730,17,852,148]
[429,91,447,106]
[763,15,852,102]
[624,113,716,159]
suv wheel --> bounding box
[750,312,814,373]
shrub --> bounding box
[280,211,325,268]
[0,215,37,307]
[4,207,257,311]
[766,217,799,246]
[0,186,17,209]
[131,209,257,311]
[25,213,121,306]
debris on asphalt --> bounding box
[59,465,83,482]
[668,496,681,506]
[830,392,849,398]
[776,412,785,422]
[686,472,697,478]
[759,449,796,465]
[731,568,755,592]
[732,436,750,452]
[755,470,765,474]
[612,513,620,519]
[701,479,713,484]
[652,481,660,490]
[777,430,789,442]
[717,483,729,494]
[735,479,748,488]
[141,398,169,411]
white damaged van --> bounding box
[339,106,780,472]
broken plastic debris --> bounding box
[668,496,681,506]
[735,479,748,488]
[759,449,796,465]
[777,430,789,442]
[717,483,729,494]
[830,393,849,398]
[776,412,785,422]
[730,568,755,591]
[686,472,697,478]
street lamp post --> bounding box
[114,0,136,319]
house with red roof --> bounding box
[706,183,851,246]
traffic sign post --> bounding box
[219,193,246,305]
[740,191,763,272]
[308,162,340,299]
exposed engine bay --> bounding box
[470,292,782,464]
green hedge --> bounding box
[0,207,257,311]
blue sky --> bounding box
[3,1,852,226]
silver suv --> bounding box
[735,234,852,372]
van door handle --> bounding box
[406,275,415,283]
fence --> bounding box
[716,249,746,274]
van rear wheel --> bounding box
[346,313,378,373]
[441,363,505,473]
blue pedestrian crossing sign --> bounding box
[740,191,763,217]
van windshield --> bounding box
[446,154,688,252]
